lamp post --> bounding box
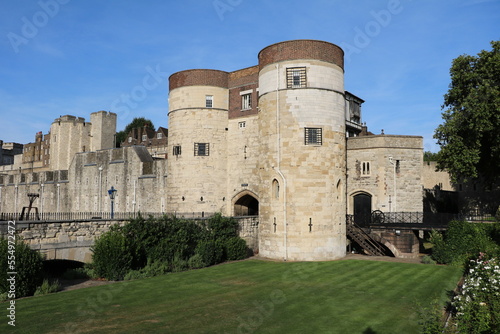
[108,186,117,219]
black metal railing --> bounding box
[347,211,497,229]
[0,211,215,222]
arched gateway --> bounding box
[233,192,259,216]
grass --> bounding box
[2,259,462,334]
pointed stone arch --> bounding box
[232,190,259,216]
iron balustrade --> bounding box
[0,211,216,222]
[346,211,494,229]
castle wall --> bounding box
[0,170,70,214]
[167,70,229,214]
[422,161,454,191]
[49,116,92,170]
[226,115,261,216]
[70,146,167,213]
[346,135,423,213]
[90,111,117,151]
[257,40,346,261]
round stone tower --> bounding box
[167,69,229,214]
[257,40,346,261]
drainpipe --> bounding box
[389,157,396,212]
[98,166,103,212]
[133,180,137,214]
[40,183,44,213]
[14,185,18,214]
[274,64,288,261]
[57,183,61,213]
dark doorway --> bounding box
[354,193,372,226]
[234,195,259,216]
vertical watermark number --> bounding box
[6,220,17,327]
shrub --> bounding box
[422,255,437,265]
[144,260,170,276]
[417,299,446,334]
[91,230,132,281]
[34,279,60,296]
[170,254,188,273]
[91,214,245,280]
[0,237,44,298]
[124,260,171,280]
[225,237,248,261]
[430,221,500,265]
[123,270,147,281]
[195,239,224,266]
[207,214,239,240]
[452,253,500,333]
[187,254,206,269]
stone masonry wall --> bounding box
[347,135,423,213]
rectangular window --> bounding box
[238,121,246,128]
[142,134,147,141]
[157,132,163,139]
[206,95,213,108]
[304,128,322,145]
[173,145,181,156]
[362,162,371,176]
[194,143,209,156]
[241,93,251,110]
[287,67,306,88]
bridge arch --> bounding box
[232,190,259,216]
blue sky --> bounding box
[1,0,498,152]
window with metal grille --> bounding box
[206,95,213,108]
[173,145,181,156]
[241,93,251,110]
[362,161,371,176]
[194,143,209,156]
[304,128,322,145]
[287,67,306,88]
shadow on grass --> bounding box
[362,327,377,334]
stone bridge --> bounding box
[0,217,259,263]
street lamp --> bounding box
[108,186,117,219]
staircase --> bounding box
[346,223,386,256]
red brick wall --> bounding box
[169,69,229,91]
[258,39,344,70]
[228,66,259,119]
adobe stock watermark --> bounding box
[340,0,410,63]
[5,220,17,327]
[7,0,71,54]
[109,64,169,122]
[213,0,243,21]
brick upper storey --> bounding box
[258,39,344,70]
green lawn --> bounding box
[3,259,462,334]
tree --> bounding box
[115,117,155,147]
[434,41,500,186]
[423,151,439,162]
